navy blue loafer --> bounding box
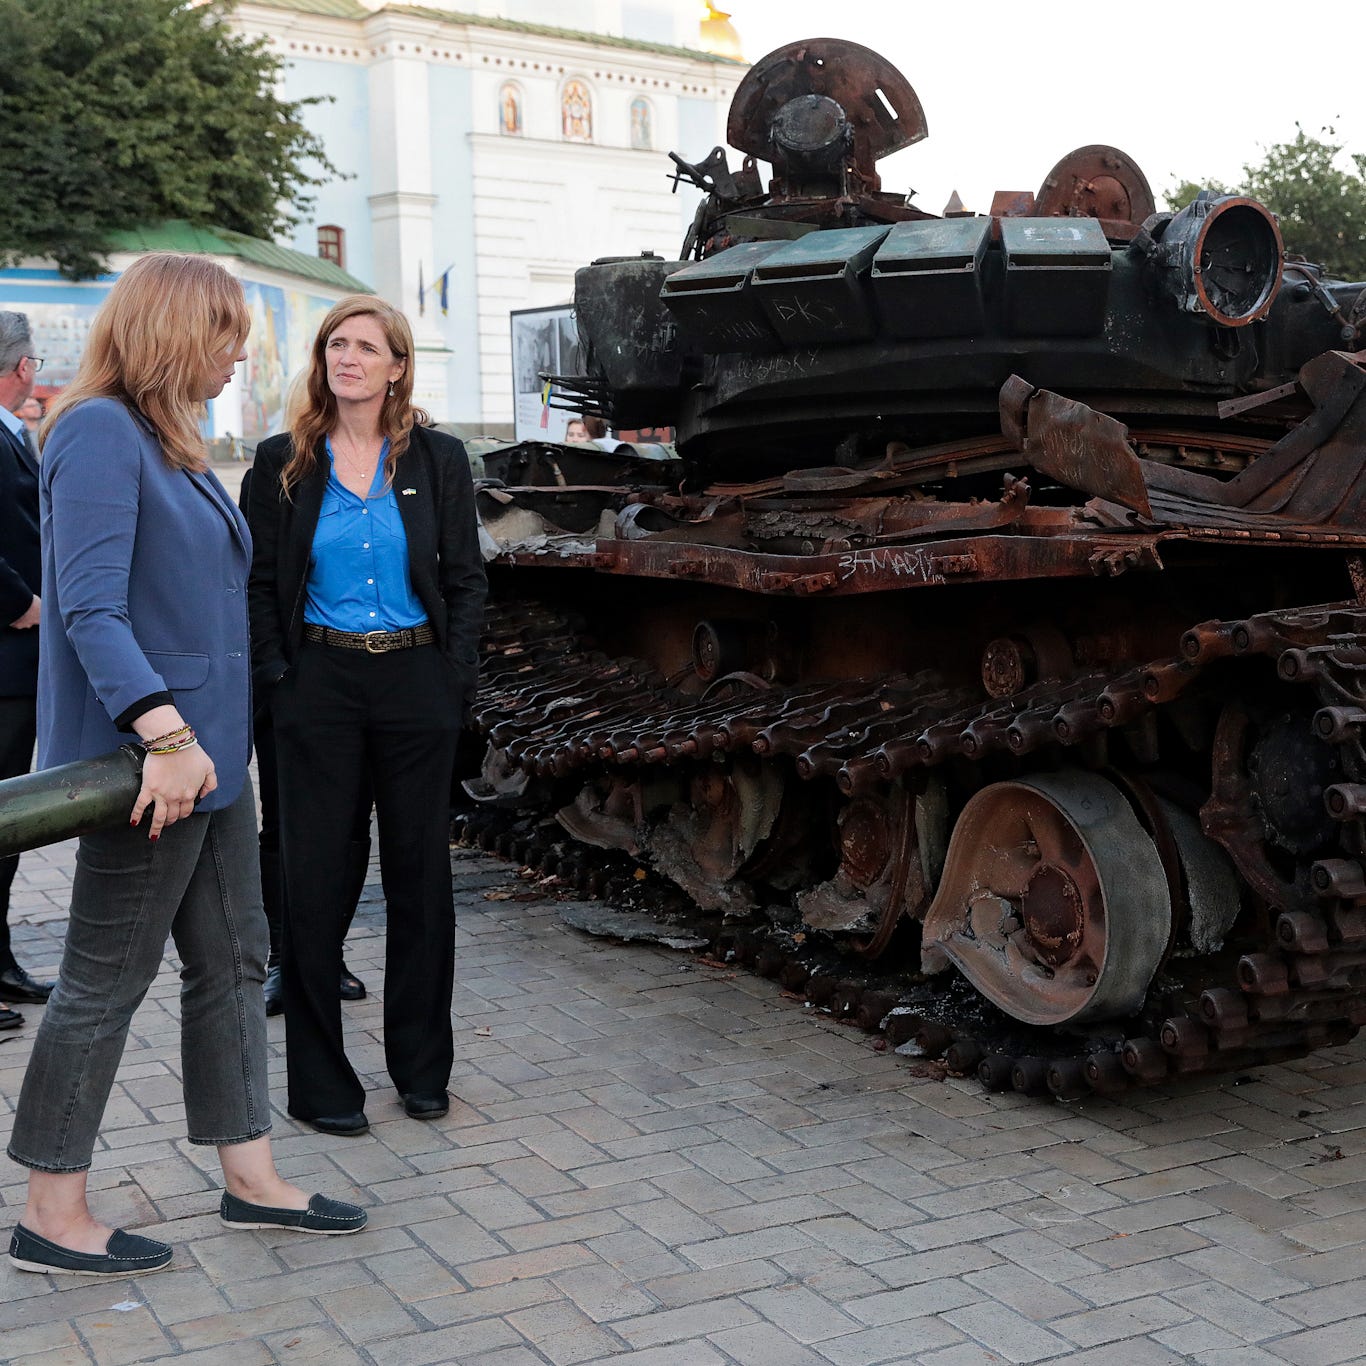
[9,1224,172,1276]
[219,1190,367,1234]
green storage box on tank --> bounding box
[749,226,890,346]
[870,217,991,338]
[999,216,1112,335]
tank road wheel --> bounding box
[920,771,1171,1026]
[645,756,787,915]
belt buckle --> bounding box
[364,631,389,654]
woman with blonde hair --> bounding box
[7,254,365,1278]
[246,295,484,1136]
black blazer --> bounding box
[245,424,487,707]
[0,422,40,698]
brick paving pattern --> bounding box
[2,832,1366,1364]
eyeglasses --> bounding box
[23,356,43,373]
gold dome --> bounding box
[700,2,744,62]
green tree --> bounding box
[0,0,339,279]
[1168,127,1366,280]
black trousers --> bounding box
[272,639,463,1118]
[0,694,36,971]
[255,710,371,966]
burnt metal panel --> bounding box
[660,241,786,352]
[573,256,688,405]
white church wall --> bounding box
[287,60,376,280]
[427,63,482,425]
[470,134,687,424]
[231,0,743,427]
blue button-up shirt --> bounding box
[304,438,428,633]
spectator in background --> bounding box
[16,396,43,452]
[0,314,54,1030]
[580,415,621,451]
[565,416,628,451]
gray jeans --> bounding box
[7,781,272,1172]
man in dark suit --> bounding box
[0,312,56,1028]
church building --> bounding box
[227,0,748,434]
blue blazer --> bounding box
[0,420,40,698]
[38,398,253,811]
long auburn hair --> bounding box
[42,253,248,471]
[281,294,430,496]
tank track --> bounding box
[469,598,1366,1100]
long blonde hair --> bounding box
[42,253,248,471]
[281,294,430,496]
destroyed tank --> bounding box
[467,38,1366,1098]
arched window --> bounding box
[317,224,345,269]
[629,97,652,151]
[561,78,592,143]
[499,82,523,136]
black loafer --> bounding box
[0,1006,22,1032]
[0,964,54,1003]
[339,965,366,1001]
[9,1224,172,1276]
[403,1091,449,1120]
[263,965,283,1017]
[294,1111,368,1137]
[220,1190,367,1234]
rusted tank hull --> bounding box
[467,584,1366,1097]
[477,34,1366,1094]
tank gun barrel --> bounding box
[0,746,145,860]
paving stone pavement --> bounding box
[3,834,1366,1365]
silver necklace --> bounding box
[333,435,380,484]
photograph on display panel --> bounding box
[511,304,580,442]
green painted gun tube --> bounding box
[0,745,145,859]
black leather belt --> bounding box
[303,622,436,653]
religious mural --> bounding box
[561,79,592,142]
[500,83,523,136]
[0,294,107,396]
[240,282,337,442]
[629,97,652,150]
[1,268,347,444]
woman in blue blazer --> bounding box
[6,254,365,1278]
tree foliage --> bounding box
[0,0,338,278]
[1169,127,1366,281]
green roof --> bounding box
[105,221,372,292]
[243,0,745,63]
[249,0,367,14]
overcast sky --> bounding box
[727,0,1365,215]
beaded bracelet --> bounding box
[141,723,193,751]
[147,738,198,757]
[146,732,198,756]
